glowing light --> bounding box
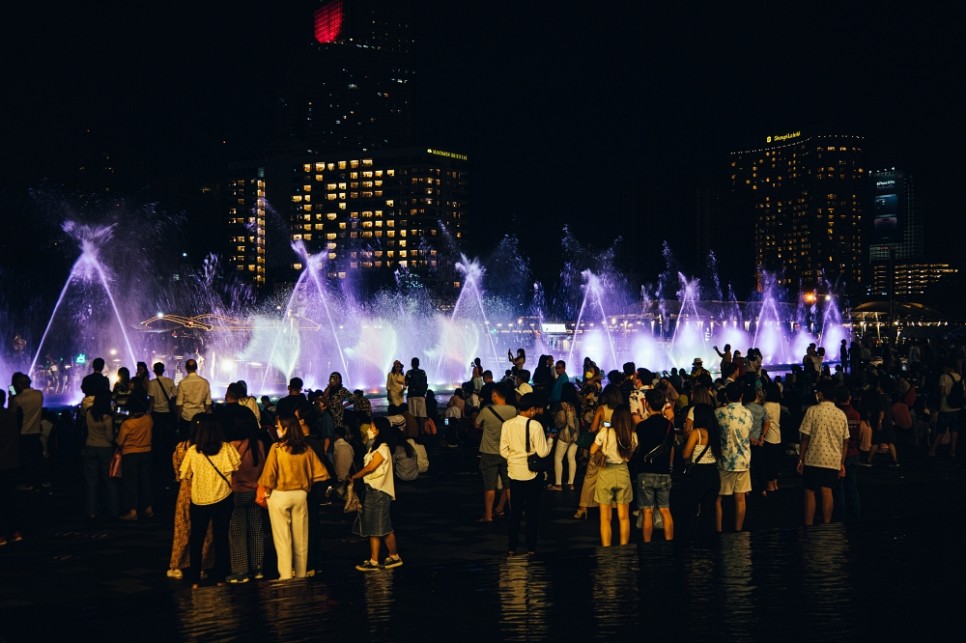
[314,1,343,44]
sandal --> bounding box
[547,485,562,491]
[477,517,493,523]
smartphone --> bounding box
[602,421,611,428]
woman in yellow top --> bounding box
[257,415,329,580]
[179,414,240,588]
[116,393,154,521]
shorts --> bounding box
[479,452,509,491]
[635,472,671,509]
[718,469,751,496]
[802,465,839,491]
[408,397,427,418]
[937,410,961,434]
[594,463,633,506]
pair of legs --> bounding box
[508,476,543,554]
[598,503,631,545]
[188,495,233,585]
[552,440,578,488]
[635,473,674,542]
[929,411,960,457]
[715,469,751,532]
[802,465,839,525]
[575,451,602,518]
[596,464,633,546]
[120,452,153,519]
[267,489,309,580]
[367,532,399,563]
[867,440,898,465]
[479,453,510,521]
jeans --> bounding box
[83,446,118,517]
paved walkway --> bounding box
[1,437,963,641]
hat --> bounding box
[515,381,533,397]
[692,358,703,367]
[393,360,403,367]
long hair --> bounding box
[370,416,400,454]
[192,413,225,456]
[690,383,714,407]
[87,390,113,420]
[610,404,637,461]
[691,403,722,459]
[600,383,623,409]
[278,416,309,455]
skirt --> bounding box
[352,486,393,537]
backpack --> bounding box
[947,374,965,408]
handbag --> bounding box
[590,429,608,468]
[109,448,123,479]
[343,480,363,513]
[525,419,554,473]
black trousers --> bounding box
[189,495,233,584]
[508,476,544,553]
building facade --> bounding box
[730,131,867,293]
[226,169,267,288]
[289,147,468,291]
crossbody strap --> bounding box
[488,406,507,424]
[202,451,231,487]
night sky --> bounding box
[2,1,963,296]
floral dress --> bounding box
[169,440,213,571]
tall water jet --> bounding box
[30,221,137,379]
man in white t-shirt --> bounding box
[796,381,849,526]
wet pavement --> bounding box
[2,437,965,642]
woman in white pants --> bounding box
[548,383,580,490]
[257,415,329,580]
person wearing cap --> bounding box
[386,361,406,412]
[500,393,552,556]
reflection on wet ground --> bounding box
[3,443,965,641]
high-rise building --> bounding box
[729,130,868,293]
[866,167,956,297]
[289,147,468,290]
[227,0,470,294]
[226,168,267,288]
[269,0,414,156]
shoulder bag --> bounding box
[643,420,674,464]
[682,441,711,477]
[525,419,554,473]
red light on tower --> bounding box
[314,1,344,44]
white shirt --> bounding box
[500,414,551,481]
[799,401,849,470]
[175,372,212,421]
[363,443,395,500]
[147,376,176,413]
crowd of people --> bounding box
[0,332,963,575]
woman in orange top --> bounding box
[117,394,154,521]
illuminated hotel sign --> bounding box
[765,131,801,144]
[426,148,469,161]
